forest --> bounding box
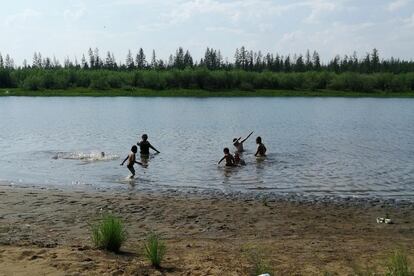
[0,47,414,93]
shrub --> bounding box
[143,232,166,268]
[91,214,126,252]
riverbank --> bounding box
[1,88,414,97]
[0,185,413,275]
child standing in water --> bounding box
[255,136,267,157]
[137,134,160,156]
[120,145,146,178]
[233,131,254,152]
[234,152,246,166]
[218,148,236,167]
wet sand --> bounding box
[0,185,413,275]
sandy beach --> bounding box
[0,185,413,275]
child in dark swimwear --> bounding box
[218,148,236,167]
[137,134,160,156]
[234,152,246,166]
[255,136,267,157]
[120,145,146,178]
[233,131,253,152]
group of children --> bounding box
[121,132,267,178]
[218,131,267,167]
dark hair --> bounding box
[131,145,138,153]
[142,134,148,140]
[233,138,238,143]
[223,147,230,153]
[256,136,262,144]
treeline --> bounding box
[0,47,414,92]
[1,69,414,92]
[2,47,414,73]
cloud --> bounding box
[304,0,338,23]
[63,4,86,22]
[4,9,41,26]
[387,0,408,12]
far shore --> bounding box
[1,88,414,98]
[0,185,413,275]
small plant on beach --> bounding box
[386,250,412,276]
[91,214,126,252]
[143,232,166,268]
[243,245,273,276]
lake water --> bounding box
[0,97,413,200]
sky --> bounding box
[1,0,414,65]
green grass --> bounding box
[143,232,166,268]
[242,246,273,276]
[1,87,414,97]
[91,214,126,253]
[386,250,412,276]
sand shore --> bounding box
[0,185,413,275]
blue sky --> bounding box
[1,0,414,64]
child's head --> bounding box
[131,145,138,153]
[223,147,230,154]
[233,138,238,143]
[256,136,262,144]
[142,134,148,141]
[101,152,105,157]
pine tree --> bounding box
[234,48,241,69]
[295,55,305,72]
[135,48,146,69]
[5,54,14,69]
[371,48,380,72]
[312,51,321,71]
[81,54,88,69]
[126,49,134,69]
[151,50,157,69]
[305,49,313,70]
[88,48,95,69]
[184,50,193,68]
[0,53,3,69]
[174,47,185,69]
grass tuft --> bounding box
[143,232,166,268]
[243,245,273,276]
[91,214,126,252]
[386,250,412,276]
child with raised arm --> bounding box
[218,148,236,167]
[137,134,160,156]
[255,136,267,157]
[120,145,146,178]
[233,131,254,152]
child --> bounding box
[234,152,246,166]
[137,134,160,156]
[218,148,236,167]
[255,136,267,157]
[120,145,146,178]
[233,131,253,152]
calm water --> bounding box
[0,97,413,199]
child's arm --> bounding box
[120,155,128,166]
[218,156,225,164]
[254,148,259,157]
[135,161,147,167]
[241,131,254,143]
[149,143,160,153]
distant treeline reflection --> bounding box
[0,47,414,92]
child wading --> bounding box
[255,136,267,157]
[233,131,253,153]
[120,145,146,178]
[137,134,160,157]
[218,148,236,167]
